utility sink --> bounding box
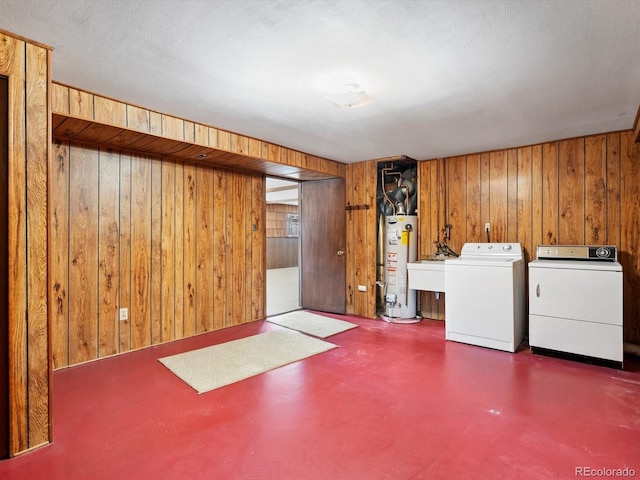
[407,260,446,292]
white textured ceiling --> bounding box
[1,0,639,164]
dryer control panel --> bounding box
[536,245,617,262]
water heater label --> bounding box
[386,252,397,270]
[401,231,409,245]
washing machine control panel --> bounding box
[460,243,523,257]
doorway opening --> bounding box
[266,177,300,316]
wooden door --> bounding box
[300,178,346,314]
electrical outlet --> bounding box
[119,308,128,321]
[485,223,491,232]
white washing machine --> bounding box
[444,243,525,352]
[529,245,623,368]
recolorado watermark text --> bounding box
[575,466,636,477]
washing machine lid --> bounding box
[446,256,522,267]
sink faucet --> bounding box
[433,225,459,259]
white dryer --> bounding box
[444,243,525,352]
[528,245,623,368]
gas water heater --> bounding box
[381,215,418,322]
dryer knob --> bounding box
[503,244,512,251]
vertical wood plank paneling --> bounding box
[231,133,249,155]
[119,153,132,352]
[50,140,69,369]
[489,150,507,242]
[425,161,436,317]
[208,127,219,149]
[196,166,214,333]
[345,160,379,318]
[68,88,93,119]
[416,161,430,317]
[150,159,162,344]
[194,124,208,146]
[417,161,431,258]
[97,148,119,358]
[218,130,231,151]
[251,175,266,320]
[516,146,533,259]
[213,169,227,329]
[352,163,366,316]
[365,159,378,318]
[558,138,585,244]
[161,161,176,342]
[224,171,235,327]
[360,162,373,317]
[149,111,162,135]
[25,42,49,448]
[174,162,185,338]
[6,35,28,454]
[585,135,606,245]
[416,158,444,320]
[345,164,355,314]
[183,121,195,143]
[241,174,252,324]
[127,105,150,132]
[465,154,481,243]
[51,83,69,115]
[606,133,621,247]
[413,130,640,343]
[531,144,544,250]
[68,144,99,364]
[364,161,377,317]
[162,115,184,140]
[479,153,490,245]
[542,142,559,244]
[183,164,197,337]
[232,171,246,325]
[620,132,640,342]
[447,156,466,252]
[94,96,126,127]
[515,146,532,324]
[248,138,261,158]
[506,149,518,242]
[130,155,152,350]
[56,146,281,362]
[4,32,54,455]
[435,159,447,319]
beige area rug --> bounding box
[159,329,337,394]
[267,311,358,338]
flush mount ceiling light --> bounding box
[324,82,374,109]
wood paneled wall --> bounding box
[51,83,346,181]
[50,140,266,368]
[345,160,378,318]
[420,131,640,343]
[416,159,447,321]
[266,204,298,237]
[0,30,51,456]
[266,238,298,269]
[345,130,640,345]
[266,205,299,269]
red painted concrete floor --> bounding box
[2,315,639,480]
